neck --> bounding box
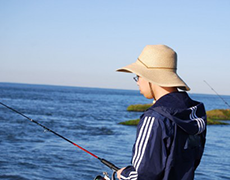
[153,86,178,101]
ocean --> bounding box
[0,83,230,180]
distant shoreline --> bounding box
[120,104,230,126]
[1,82,230,96]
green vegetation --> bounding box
[119,119,140,126]
[207,118,228,125]
[206,109,230,120]
[127,104,153,112]
[120,104,230,126]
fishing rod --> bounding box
[0,102,119,180]
[204,80,230,109]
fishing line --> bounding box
[0,102,119,172]
[204,80,230,109]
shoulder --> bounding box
[138,109,174,134]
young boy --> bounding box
[116,45,206,180]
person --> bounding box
[116,45,207,180]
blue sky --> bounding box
[1,0,230,95]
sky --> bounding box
[0,0,230,95]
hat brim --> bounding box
[117,60,190,91]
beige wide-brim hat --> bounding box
[117,45,190,91]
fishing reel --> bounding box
[94,158,119,180]
[94,171,116,180]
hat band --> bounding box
[138,58,177,70]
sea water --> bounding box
[0,83,229,180]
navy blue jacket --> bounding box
[120,92,206,180]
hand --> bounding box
[116,167,126,180]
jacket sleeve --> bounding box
[120,113,169,180]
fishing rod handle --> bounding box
[99,158,120,172]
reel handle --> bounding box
[99,158,120,172]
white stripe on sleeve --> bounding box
[132,116,155,171]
